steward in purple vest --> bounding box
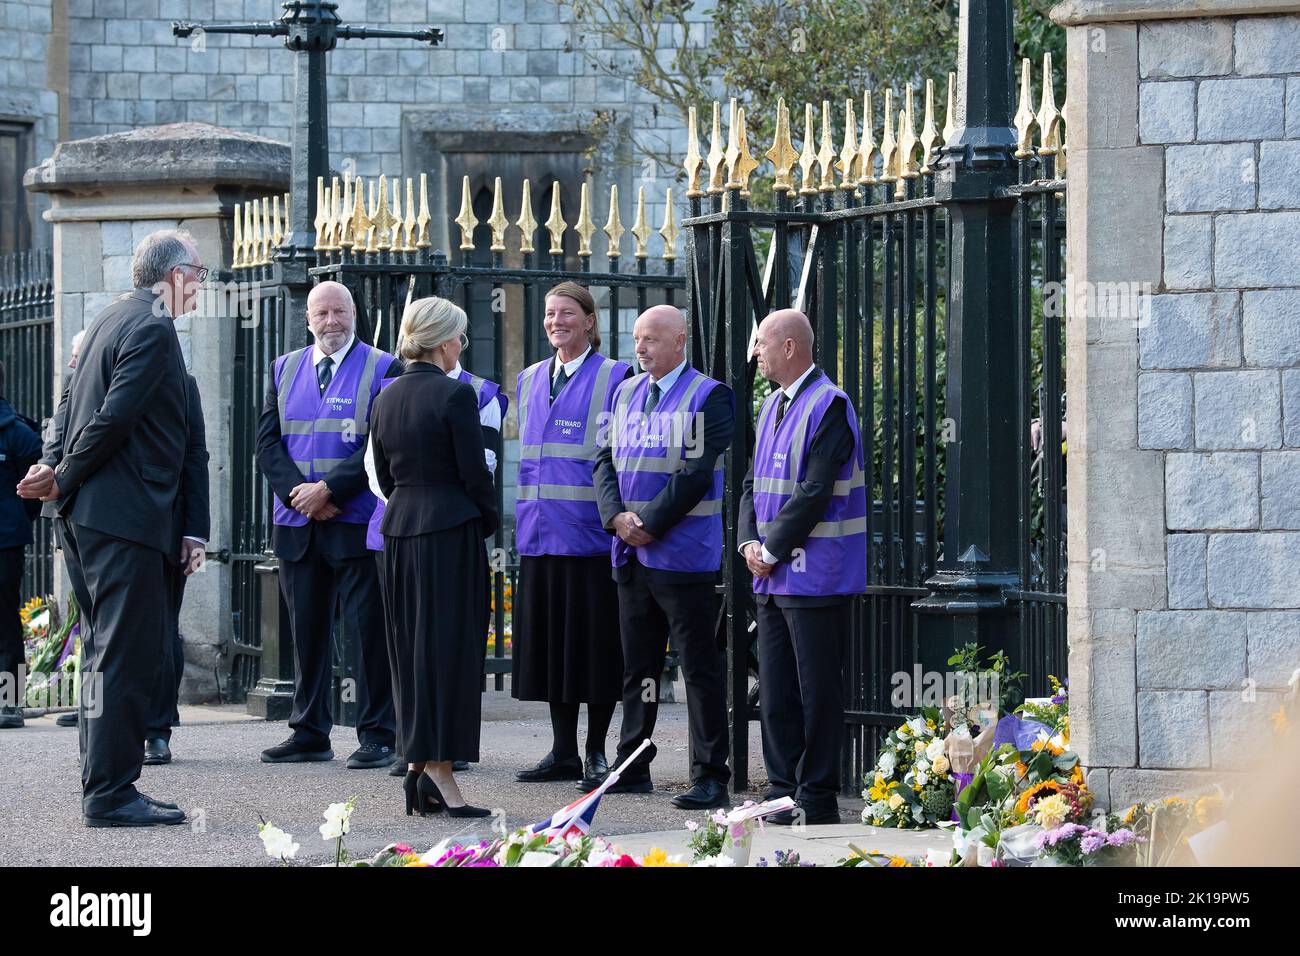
[589,305,735,808]
[739,309,867,826]
[512,282,631,786]
[254,280,397,770]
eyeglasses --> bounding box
[178,262,209,283]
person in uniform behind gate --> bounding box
[255,280,398,769]
[740,309,868,826]
[368,296,499,817]
[512,282,632,785]
[363,307,507,781]
[588,305,735,807]
[18,229,202,827]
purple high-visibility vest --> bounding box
[751,374,868,597]
[609,366,727,574]
[272,341,393,528]
[365,369,508,551]
[515,351,630,557]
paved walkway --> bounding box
[0,696,947,866]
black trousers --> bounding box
[615,560,729,784]
[0,546,24,705]
[279,544,395,747]
[756,599,848,811]
[57,519,167,815]
[144,558,188,741]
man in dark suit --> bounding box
[255,281,398,768]
[590,306,735,808]
[143,372,209,764]
[0,361,45,729]
[18,229,203,827]
[740,309,867,826]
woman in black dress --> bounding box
[369,296,499,817]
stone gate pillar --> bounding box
[24,122,288,703]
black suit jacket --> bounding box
[369,362,499,540]
[740,367,856,608]
[41,289,188,554]
[255,346,399,562]
[594,380,735,584]
[173,373,210,551]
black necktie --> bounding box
[773,391,788,430]
[551,364,569,401]
[318,356,334,393]
[643,381,661,415]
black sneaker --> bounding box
[0,706,23,729]
[260,736,334,763]
[346,743,397,769]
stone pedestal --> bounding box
[24,122,288,704]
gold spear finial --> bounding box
[372,174,398,251]
[261,196,273,262]
[488,176,509,252]
[283,192,290,234]
[838,97,859,189]
[388,176,405,250]
[232,202,244,269]
[517,179,538,254]
[337,173,353,250]
[706,101,726,194]
[545,181,566,255]
[858,89,877,186]
[603,183,625,257]
[454,175,478,251]
[659,187,679,261]
[349,177,371,252]
[920,78,940,174]
[249,199,263,265]
[631,186,651,258]
[575,181,596,256]
[879,89,897,183]
[899,87,919,181]
[684,105,704,198]
[242,201,254,266]
[402,178,417,252]
[1037,52,1060,156]
[364,178,379,254]
[324,175,342,250]
[1014,58,1036,159]
[416,173,431,249]
[798,102,817,195]
[766,97,799,193]
[272,195,284,250]
[817,100,836,192]
[313,177,327,251]
[732,106,759,197]
[944,71,957,145]
[724,97,740,189]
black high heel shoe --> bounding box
[414,772,447,816]
[422,771,491,818]
[405,770,443,816]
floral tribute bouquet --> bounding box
[359,829,678,868]
[683,797,796,865]
[862,710,957,829]
[21,593,81,708]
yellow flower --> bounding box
[1033,793,1071,830]
[888,793,905,810]
[1015,780,1060,815]
[641,847,685,867]
[914,740,926,754]
[1070,765,1084,786]
[932,755,950,775]
[888,855,909,867]
[1194,795,1223,826]
[1120,804,1139,825]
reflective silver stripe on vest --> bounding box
[349,347,384,431]
[611,370,712,474]
[756,515,867,538]
[276,348,309,435]
[519,356,618,462]
[623,497,723,517]
[517,362,542,437]
[751,474,857,496]
[784,379,835,482]
[277,347,383,437]
[516,483,599,502]
[293,457,347,475]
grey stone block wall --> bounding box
[1062,6,1300,808]
[0,0,60,246]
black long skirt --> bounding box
[511,554,622,704]
[382,519,488,763]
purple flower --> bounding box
[1080,832,1106,855]
[1036,823,1088,849]
[1106,829,1138,847]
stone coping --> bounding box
[1052,0,1300,25]
[24,122,289,194]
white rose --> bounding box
[878,752,897,778]
[888,793,905,810]
[908,717,928,736]
[916,770,929,787]
[933,755,950,775]
[915,758,929,774]
[926,737,946,762]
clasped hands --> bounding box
[743,541,775,578]
[613,511,654,547]
[290,479,340,521]
[16,463,59,502]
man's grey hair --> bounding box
[131,229,197,289]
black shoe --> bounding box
[671,779,730,810]
[56,711,77,727]
[421,773,491,817]
[143,738,172,765]
[260,736,334,763]
[584,751,609,780]
[404,770,443,816]
[0,707,23,729]
[453,760,470,771]
[83,796,186,828]
[139,793,180,811]
[516,752,583,782]
[346,743,397,769]
[767,802,841,826]
[389,757,407,777]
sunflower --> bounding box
[1015,780,1061,815]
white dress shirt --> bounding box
[646,357,688,402]
[313,333,354,379]
[741,363,819,565]
[552,344,592,388]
